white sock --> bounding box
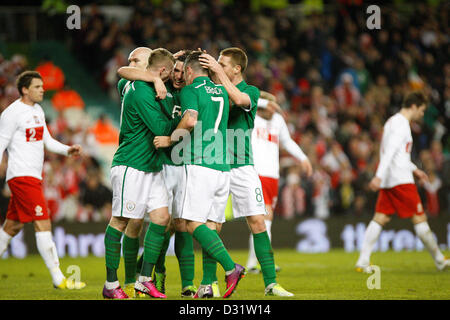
[35,231,65,285]
[247,219,273,269]
[264,219,272,240]
[247,233,258,268]
[0,228,12,257]
[357,220,382,266]
[138,275,151,283]
[414,221,445,263]
[105,280,120,290]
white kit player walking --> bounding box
[0,71,85,289]
[247,91,313,272]
[355,91,449,272]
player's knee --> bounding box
[173,218,187,232]
[3,220,23,237]
[125,218,143,238]
[373,213,391,226]
[247,215,266,234]
[411,213,427,224]
[33,219,52,232]
[109,216,129,232]
[149,208,170,226]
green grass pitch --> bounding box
[0,249,449,300]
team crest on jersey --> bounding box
[35,205,43,216]
[126,201,136,212]
[33,115,40,124]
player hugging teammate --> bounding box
[103,46,295,299]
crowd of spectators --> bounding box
[1,0,449,223]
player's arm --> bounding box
[278,115,313,177]
[134,85,179,137]
[199,53,251,109]
[0,108,17,160]
[43,124,82,157]
[369,125,405,191]
[154,86,198,149]
[153,110,197,149]
[117,67,166,100]
[260,90,276,102]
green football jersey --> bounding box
[112,80,178,172]
[178,76,230,172]
[227,80,260,168]
[159,82,183,166]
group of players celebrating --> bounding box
[103,46,297,299]
[0,44,448,300]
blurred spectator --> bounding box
[280,169,306,219]
[334,73,361,111]
[89,113,119,145]
[35,56,65,91]
[51,82,85,111]
[423,169,442,217]
[78,168,113,222]
[311,165,331,220]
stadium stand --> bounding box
[0,1,449,224]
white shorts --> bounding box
[229,165,267,218]
[111,165,168,219]
[180,165,230,223]
[162,164,186,219]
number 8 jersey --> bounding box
[0,99,70,182]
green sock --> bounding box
[201,249,218,285]
[253,231,276,287]
[175,231,195,288]
[136,254,143,275]
[104,225,123,282]
[155,231,171,274]
[201,229,218,285]
[141,222,167,277]
[192,225,234,272]
[122,234,140,284]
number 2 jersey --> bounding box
[0,98,70,181]
[375,113,418,189]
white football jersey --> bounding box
[0,99,70,181]
[252,113,307,179]
[375,113,417,188]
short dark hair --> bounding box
[16,71,42,96]
[184,51,208,75]
[176,50,192,63]
[402,91,428,109]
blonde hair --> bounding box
[148,48,175,70]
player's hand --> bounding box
[68,144,82,157]
[300,159,313,178]
[413,169,429,185]
[154,77,167,100]
[199,53,222,73]
[153,136,171,149]
[173,50,185,60]
[368,177,381,192]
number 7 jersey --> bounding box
[0,99,70,181]
[179,76,230,172]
